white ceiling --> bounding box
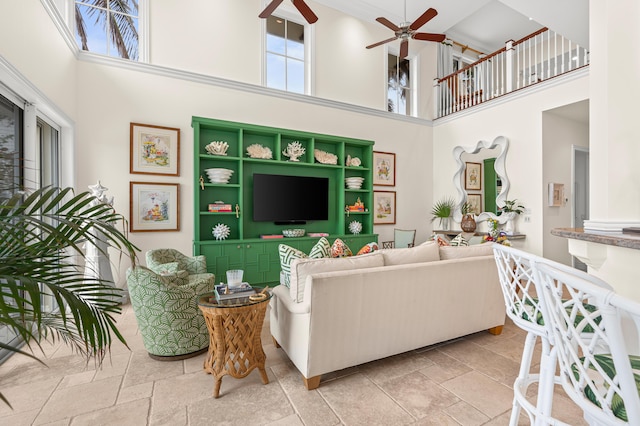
[312,0,589,55]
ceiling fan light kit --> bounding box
[366,3,446,59]
[259,0,318,24]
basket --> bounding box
[282,229,305,238]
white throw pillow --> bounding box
[289,252,384,302]
[379,241,440,266]
[439,243,495,260]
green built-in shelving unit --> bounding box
[192,116,377,286]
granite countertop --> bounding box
[551,228,640,250]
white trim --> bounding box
[0,55,76,189]
[78,51,433,126]
[434,67,589,125]
[41,0,80,57]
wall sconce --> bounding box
[548,183,564,207]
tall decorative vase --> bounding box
[439,217,450,231]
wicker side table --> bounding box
[197,291,271,398]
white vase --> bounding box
[503,213,517,234]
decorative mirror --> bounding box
[452,136,510,224]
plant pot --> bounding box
[461,214,477,232]
[502,212,517,234]
[438,217,451,231]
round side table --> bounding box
[197,290,272,398]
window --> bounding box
[387,54,411,115]
[74,0,139,60]
[265,15,305,94]
[0,94,23,200]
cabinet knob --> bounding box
[246,244,251,249]
[237,245,242,249]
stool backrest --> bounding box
[533,260,640,425]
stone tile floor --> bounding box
[0,303,587,425]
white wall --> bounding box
[432,74,589,255]
[542,107,588,264]
[74,60,433,284]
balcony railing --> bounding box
[434,28,589,118]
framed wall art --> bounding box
[373,190,396,224]
[130,123,180,176]
[373,151,396,186]
[548,182,564,207]
[130,182,180,232]
[467,193,483,215]
[465,162,482,191]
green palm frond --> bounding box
[0,186,139,407]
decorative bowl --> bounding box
[282,228,305,238]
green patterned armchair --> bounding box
[126,249,215,360]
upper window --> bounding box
[74,0,139,60]
[265,15,305,94]
[387,54,411,115]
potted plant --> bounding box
[500,199,525,234]
[0,186,139,407]
[430,197,455,230]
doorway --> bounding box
[572,146,589,271]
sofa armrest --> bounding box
[273,285,310,314]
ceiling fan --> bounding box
[366,2,446,59]
[259,0,318,24]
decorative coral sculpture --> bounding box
[314,149,338,165]
[348,220,363,235]
[212,223,231,240]
[246,143,273,159]
[205,141,229,156]
[283,141,305,162]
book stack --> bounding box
[208,203,232,212]
[214,283,256,301]
[308,232,329,237]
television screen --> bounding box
[253,174,329,223]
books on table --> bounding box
[214,283,256,301]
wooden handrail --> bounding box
[513,27,548,46]
[438,47,506,83]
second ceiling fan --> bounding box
[259,0,318,24]
[366,3,446,59]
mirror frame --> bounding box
[452,136,510,224]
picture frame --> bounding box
[549,182,564,207]
[373,190,396,224]
[467,193,483,215]
[130,123,180,176]
[373,151,396,186]
[129,182,180,232]
[465,162,482,191]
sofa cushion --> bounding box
[357,242,379,255]
[279,244,308,288]
[439,243,495,260]
[309,237,331,259]
[380,241,440,266]
[149,261,180,275]
[331,238,353,258]
[290,252,385,302]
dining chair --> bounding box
[382,228,416,249]
[533,259,640,425]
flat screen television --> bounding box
[253,173,329,224]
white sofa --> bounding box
[269,242,505,390]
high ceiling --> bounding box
[312,0,589,55]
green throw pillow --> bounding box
[278,244,308,288]
[309,237,331,259]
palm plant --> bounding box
[430,196,455,229]
[0,186,139,406]
[75,0,139,60]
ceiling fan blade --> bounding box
[366,36,399,50]
[409,8,438,31]
[258,0,285,18]
[292,0,318,23]
[400,39,409,59]
[376,17,400,32]
[413,32,446,42]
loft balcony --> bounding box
[434,28,589,119]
